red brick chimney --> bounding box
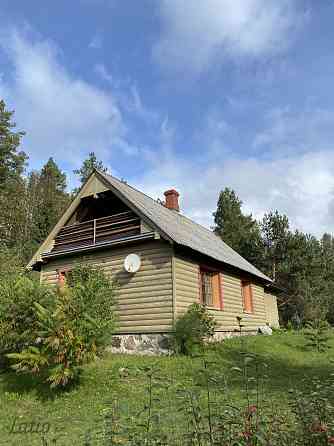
[164,189,180,211]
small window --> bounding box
[199,268,223,309]
[241,280,253,313]
[201,270,214,306]
[57,269,72,287]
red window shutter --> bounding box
[242,281,253,313]
[198,267,203,303]
[212,273,220,308]
[219,273,224,310]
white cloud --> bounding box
[130,107,334,237]
[134,149,334,238]
[253,107,334,155]
[0,30,127,169]
[154,0,306,74]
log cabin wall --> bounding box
[40,241,174,334]
[264,292,280,328]
[173,254,269,332]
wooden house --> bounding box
[28,170,280,353]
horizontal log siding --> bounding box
[264,292,280,328]
[174,256,268,332]
[40,241,174,333]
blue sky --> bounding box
[1,0,334,236]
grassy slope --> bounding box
[0,331,333,445]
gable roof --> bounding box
[28,169,271,283]
[97,170,271,283]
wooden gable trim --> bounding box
[27,172,103,269]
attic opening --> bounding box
[52,190,142,253]
[71,191,130,223]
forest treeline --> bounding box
[1,98,333,325]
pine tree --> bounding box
[33,158,70,243]
[260,211,290,281]
[0,99,27,184]
[73,152,107,191]
[0,99,27,250]
[213,188,263,267]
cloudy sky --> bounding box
[1,0,334,236]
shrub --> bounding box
[304,319,331,353]
[172,303,217,355]
[0,273,54,369]
[8,264,117,388]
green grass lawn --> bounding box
[1,331,334,445]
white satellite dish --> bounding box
[124,254,141,273]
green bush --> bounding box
[172,303,217,355]
[0,273,54,369]
[8,264,117,388]
[304,319,331,353]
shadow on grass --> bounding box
[0,369,81,401]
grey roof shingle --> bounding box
[99,171,272,283]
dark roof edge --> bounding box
[265,282,285,294]
[41,232,157,260]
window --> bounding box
[57,269,72,287]
[199,267,224,309]
[241,280,253,313]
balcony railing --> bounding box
[52,211,141,253]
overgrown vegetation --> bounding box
[0,271,54,370]
[3,264,116,388]
[0,332,333,445]
[173,303,217,355]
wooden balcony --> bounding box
[52,211,141,253]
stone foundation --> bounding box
[108,330,259,355]
[211,330,258,342]
[108,333,172,355]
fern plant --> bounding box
[7,264,117,388]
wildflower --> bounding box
[240,431,252,439]
[310,421,328,433]
[248,405,257,414]
[328,437,334,444]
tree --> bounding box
[213,188,263,267]
[0,99,27,250]
[32,158,70,243]
[0,99,27,185]
[73,152,107,191]
[320,233,334,324]
[260,211,290,281]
